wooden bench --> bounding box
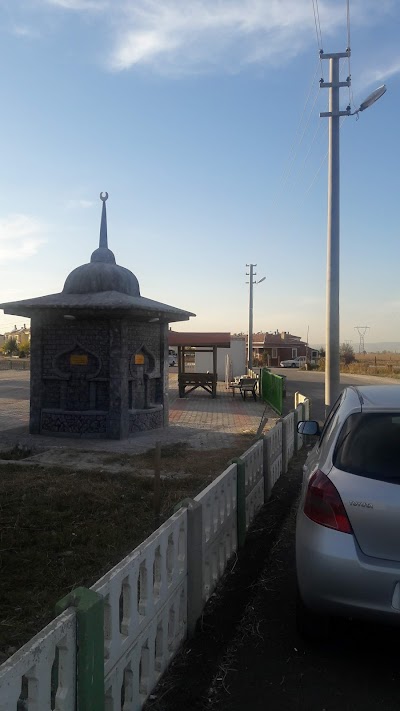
[229,377,258,401]
[239,377,258,401]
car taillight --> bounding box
[304,470,352,534]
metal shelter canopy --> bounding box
[168,331,231,398]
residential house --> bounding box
[4,324,31,346]
[249,330,319,367]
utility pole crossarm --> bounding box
[320,110,351,118]
[320,81,350,89]
[320,51,350,60]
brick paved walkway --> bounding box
[0,372,276,453]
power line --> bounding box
[315,0,323,48]
[287,61,348,205]
[277,82,321,195]
[346,0,355,109]
[346,0,351,51]
[268,61,320,207]
[300,114,348,200]
[311,0,324,79]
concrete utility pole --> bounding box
[247,263,255,370]
[320,51,351,412]
[320,50,386,414]
[246,264,265,371]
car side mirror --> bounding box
[297,420,320,436]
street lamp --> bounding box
[352,85,387,115]
[246,265,265,371]
[320,50,386,413]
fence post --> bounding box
[293,408,299,454]
[174,498,203,637]
[56,587,104,711]
[281,417,289,474]
[233,457,246,549]
[262,435,272,501]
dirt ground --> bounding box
[0,435,254,661]
[143,448,309,711]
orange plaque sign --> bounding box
[134,354,145,365]
[70,354,88,366]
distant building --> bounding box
[4,324,31,345]
[248,330,319,367]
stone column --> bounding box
[108,319,128,439]
[160,323,169,427]
[29,315,43,434]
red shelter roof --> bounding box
[168,331,231,348]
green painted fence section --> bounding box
[56,587,105,711]
[260,368,284,414]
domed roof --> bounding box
[62,192,140,297]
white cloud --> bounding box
[11,25,39,38]
[360,58,400,91]
[106,0,394,74]
[109,0,323,73]
[66,199,95,209]
[45,0,107,9]
[41,0,396,75]
[0,214,46,263]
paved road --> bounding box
[2,367,399,432]
[0,370,275,450]
[0,371,30,431]
[272,367,400,422]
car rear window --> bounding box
[333,412,400,481]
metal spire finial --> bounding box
[99,192,109,248]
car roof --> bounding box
[351,385,400,411]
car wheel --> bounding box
[296,587,330,642]
[291,362,297,368]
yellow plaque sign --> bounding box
[134,354,145,365]
[70,354,88,366]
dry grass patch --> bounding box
[0,435,255,659]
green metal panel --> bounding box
[56,587,105,711]
[260,368,284,415]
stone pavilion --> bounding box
[0,193,194,439]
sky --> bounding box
[0,0,399,349]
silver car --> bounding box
[296,385,400,636]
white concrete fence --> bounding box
[0,397,310,711]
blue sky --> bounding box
[0,0,399,348]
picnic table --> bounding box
[179,372,217,398]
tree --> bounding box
[319,347,326,358]
[261,352,271,366]
[340,342,356,365]
[18,341,30,358]
[2,337,19,356]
